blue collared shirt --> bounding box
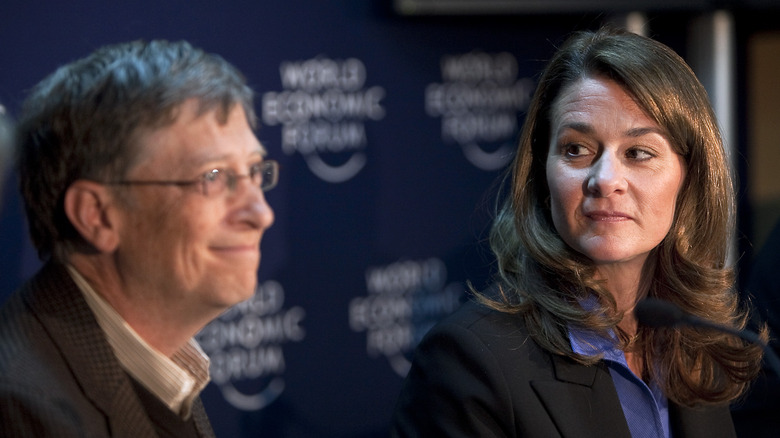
[569,326,672,438]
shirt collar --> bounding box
[567,296,671,438]
[569,322,625,363]
[567,295,624,362]
[67,264,210,419]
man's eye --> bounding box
[203,169,221,182]
[249,162,264,176]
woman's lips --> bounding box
[584,210,632,221]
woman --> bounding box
[391,27,765,438]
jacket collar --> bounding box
[531,348,735,438]
[530,354,633,438]
[23,262,163,437]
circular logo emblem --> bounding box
[197,280,305,410]
[262,57,385,183]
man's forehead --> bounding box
[130,102,265,169]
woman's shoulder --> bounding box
[407,298,556,394]
[395,300,554,437]
[436,298,523,331]
[421,298,541,359]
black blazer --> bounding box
[0,262,216,437]
[391,300,736,438]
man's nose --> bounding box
[232,177,275,230]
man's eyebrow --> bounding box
[186,147,266,167]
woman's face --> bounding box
[546,76,686,272]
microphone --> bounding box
[635,297,780,377]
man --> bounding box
[0,40,277,437]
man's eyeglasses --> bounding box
[105,160,279,196]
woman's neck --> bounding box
[597,255,657,334]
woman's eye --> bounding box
[626,148,653,160]
[564,144,590,157]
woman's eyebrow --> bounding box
[625,127,665,138]
[557,122,594,135]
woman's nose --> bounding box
[587,153,627,196]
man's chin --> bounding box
[207,280,258,311]
[237,277,260,302]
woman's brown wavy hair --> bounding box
[480,26,765,406]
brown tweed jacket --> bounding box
[0,261,216,437]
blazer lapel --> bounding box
[25,262,158,438]
[191,398,217,438]
[531,355,632,438]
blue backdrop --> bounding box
[0,2,690,437]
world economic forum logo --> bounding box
[197,280,305,411]
[262,56,385,183]
[426,51,534,171]
[348,258,463,376]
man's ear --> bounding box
[64,180,121,253]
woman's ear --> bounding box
[64,180,121,253]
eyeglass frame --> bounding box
[102,159,279,196]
